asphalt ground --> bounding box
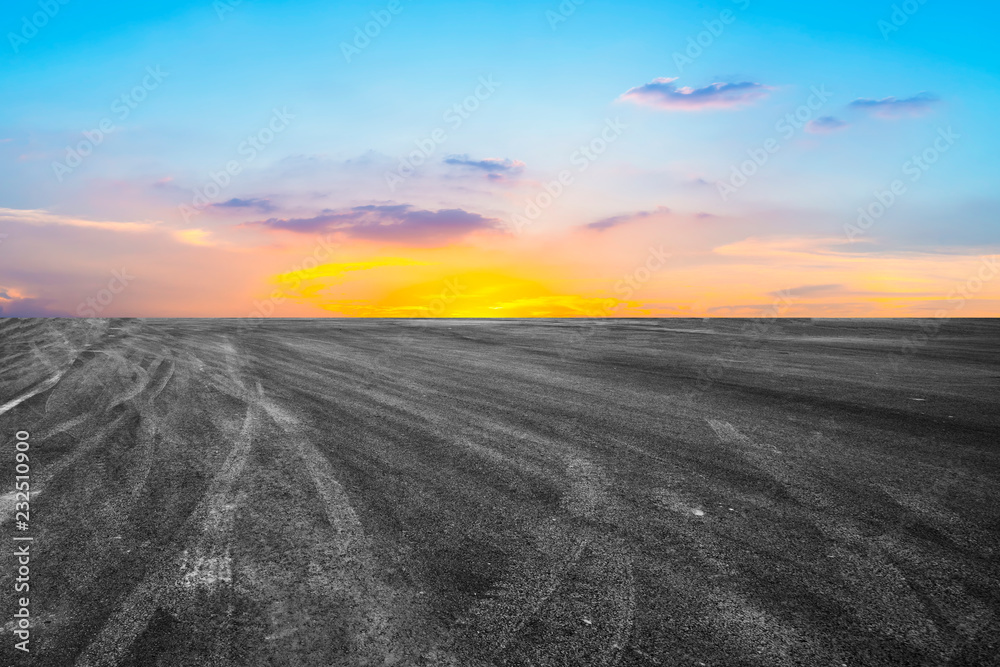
[0,318,998,666]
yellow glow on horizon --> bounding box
[273,258,431,285]
[258,234,999,318]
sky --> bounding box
[1,0,999,317]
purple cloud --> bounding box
[586,206,671,231]
[848,92,939,118]
[247,204,504,245]
[805,116,849,134]
[212,197,276,212]
[619,78,771,111]
[444,154,526,174]
[769,284,843,298]
[0,289,70,316]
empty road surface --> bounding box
[0,318,998,666]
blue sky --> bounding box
[1,0,998,316]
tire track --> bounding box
[464,447,637,666]
[707,418,781,454]
[75,391,260,667]
[596,546,637,667]
[254,386,462,666]
[178,386,257,588]
[0,411,131,525]
[487,536,591,651]
[0,373,63,417]
[2,348,176,523]
[125,353,176,495]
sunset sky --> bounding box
[1,0,998,317]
